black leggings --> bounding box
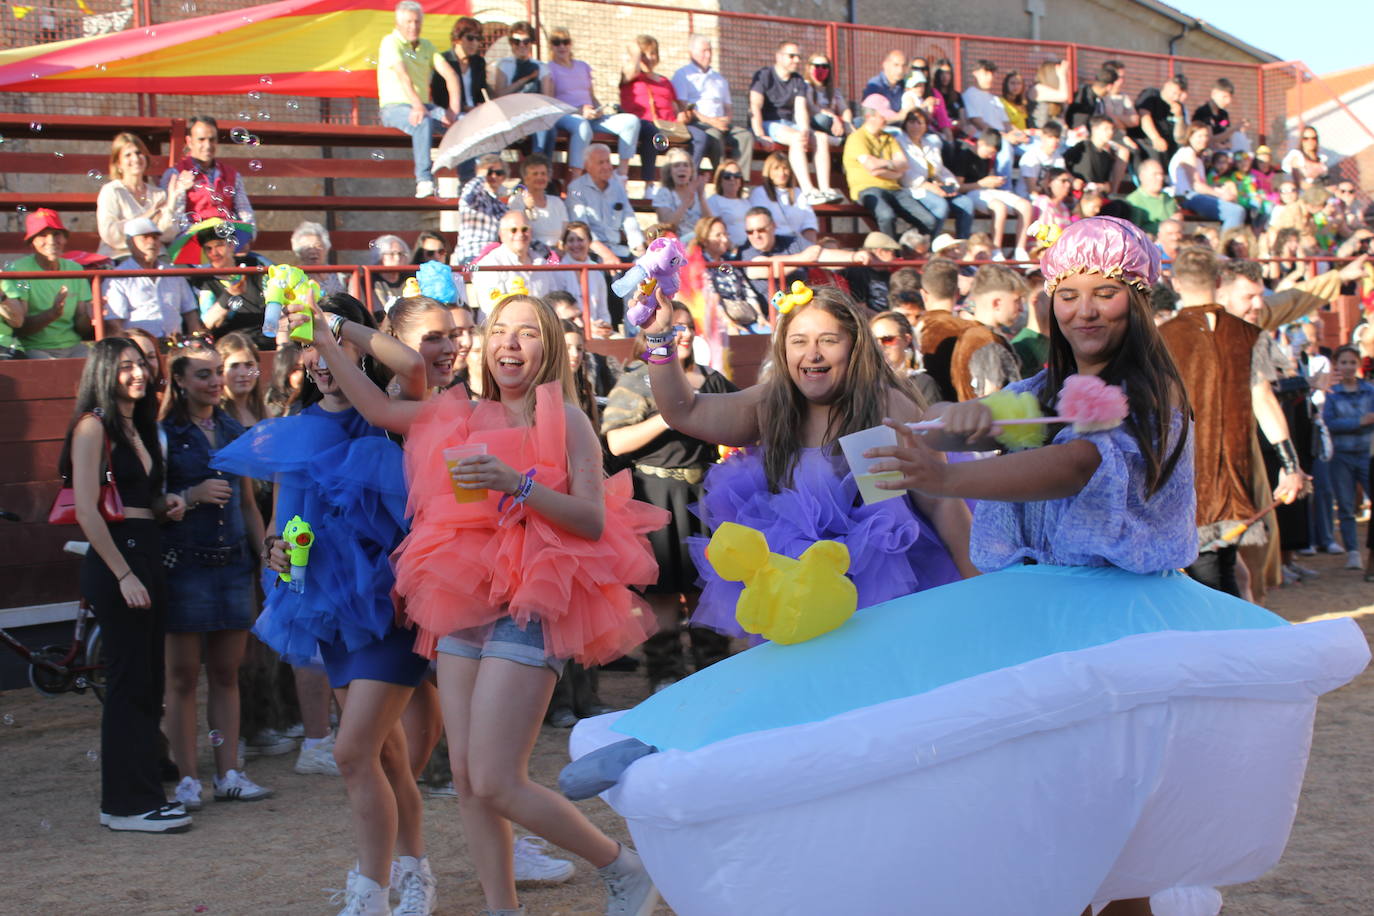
[82,519,169,816]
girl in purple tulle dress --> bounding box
[639,284,977,637]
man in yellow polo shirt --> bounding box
[843,95,940,238]
[378,0,461,199]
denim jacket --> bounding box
[162,409,248,550]
[1321,381,1374,455]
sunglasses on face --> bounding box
[720,172,742,180]
[784,52,800,59]
[550,37,570,46]
[510,36,532,45]
[746,226,771,235]
[877,334,900,345]
[811,62,829,68]
[1302,135,1317,140]
[504,226,531,234]
[487,168,507,176]
[459,33,480,41]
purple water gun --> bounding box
[612,237,688,328]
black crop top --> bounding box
[108,439,156,509]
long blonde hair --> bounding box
[479,294,578,414]
[760,286,923,490]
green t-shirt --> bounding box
[377,32,442,108]
[1010,327,1049,379]
[1,254,93,352]
[1123,189,1178,236]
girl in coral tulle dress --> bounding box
[305,291,666,916]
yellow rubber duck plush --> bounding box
[706,522,857,645]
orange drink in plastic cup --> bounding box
[443,443,488,503]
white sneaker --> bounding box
[513,835,575,884]
[105,803,192,833]
[296,734,341,776]
[426,781,458,798]
[392,855,437,916]
[415,180,435,199]
[283,722,306,738]
[174,776,203,811]
[334,874,389,916]
[213,768,273,802]
[599,844,659,916]
[1290,562,1320,579]
[1326,541,1345,554]
[1346,551,1364,570]
[244,727,297,758]
[801,188,830,206]
[1298,546,1317,556]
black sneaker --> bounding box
[105,804,192,833]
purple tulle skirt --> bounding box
[687,449,962,638]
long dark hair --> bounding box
[761,286,924,491]
[1042,284,1189,497]
[59,337,164,491]
[267,343,305,417]
[300,293,388,408]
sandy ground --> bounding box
[2,548,1373,916]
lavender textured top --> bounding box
[970,371,1197,574]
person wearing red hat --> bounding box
[0,208,95,359]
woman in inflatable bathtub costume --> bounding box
[566,216,1370,916]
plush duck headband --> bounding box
[1038,216,1161,296]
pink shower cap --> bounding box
[1039,216,1161,296]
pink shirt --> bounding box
[620,72,677,120]
[549,59,595,109]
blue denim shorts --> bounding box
[435,615,565,676]
[764,119,799,141]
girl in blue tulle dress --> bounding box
[572,218,1369,916]
[212,293,436,916]
[639,284,978,638]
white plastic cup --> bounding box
[442,443,488,502]
[838,425,903,505]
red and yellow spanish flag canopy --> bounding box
[0,0,470,96]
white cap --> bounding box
[123,217,161,238]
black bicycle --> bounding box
[0,510,105,700]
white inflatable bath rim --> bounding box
[571,618,1368,826]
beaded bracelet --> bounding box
[327,313,346,340]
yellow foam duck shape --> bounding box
[706,522,857,645]
[771,280,814,316]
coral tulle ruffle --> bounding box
[397,383,667,664]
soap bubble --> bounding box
[53,151,64,159]
[365,57,378,67]
[717,263,732,273]
[246,90,261,101]
[235,110,252,121]
[266,183,277,191]
[180,0,195,11]
[245,135,262,147]
[2,713,13,725]
[338,66,352,75]
[0,134,5,144]
[241,15,253,22]
[86,750,99,762]
[285,100,300,111]
[29,121,42,132]
[650,132,670,152]
[94,63,106,71]
[214,223,236,239]
[230,127,250,144]
[144,28,156,37]
[368,239,378,249]
[248,159,263,171]
[15,205,28,215]
[259,75,272,86]
[370,150,385,161]
[256,111,270,121]
[86,169,103,182]
[39,819,51,831]
[208,728,224,747]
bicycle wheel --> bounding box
[83,624,107,703]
